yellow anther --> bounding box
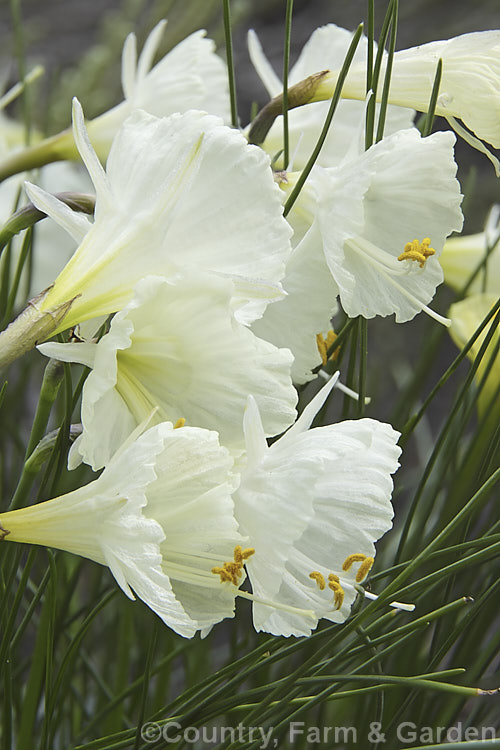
[355,556,374,583]
[316,329,339,366]
[327,576,345,610]
[342,553,374,582]
[398,237,436,268]
[212,546,255,586]
[309,571,326,590]
[174,418,186,429]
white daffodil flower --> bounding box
[39,273,297,470]
[0,101,292,368]
[449,294,500,419]
[440,206,500,296]
[282,128,463,325]
[230,375,402,637]
[87,20,230,159]
[0,22,230,176]
[248,24,415,170]
[309,30,500,172]
[0,422,245,637]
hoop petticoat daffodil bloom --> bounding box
[282,128,463,324]
[39,272,297,470]
[310,30,500,169]
[87,20,230,159]
[248,23,415,169]
[440,206,500,296]
[0,422,246,637]
[0,21,229,177]
[0,102,292,368]
[231,374,403,637]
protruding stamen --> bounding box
[173,418,186,429]
[398,237,435,268]
[342,553,374,582]
[309,571,326,590]
[316,330,339,366]
[212,545,255,586]
[361,589,415,612]
[328,574,345,610]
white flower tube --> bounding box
[248,24,415,169]
[232,375,402,636]
[39,272,297,469]
[0,422,243,637]
[313,30,500,153]
[284,128,463,324]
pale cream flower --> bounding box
[0,422,244,637]
[282,128,463,325]
[312,30,500,171]
[39,272,297,469]
[231,375,402,636]
[0,101,292,368]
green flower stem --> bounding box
[247,70,332,146]
[0,129,77,184]
[26,359,64,458]
[222,0,238,128]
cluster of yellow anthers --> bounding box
[309,553,374,611]
[316,330,339,367]
[212,545,256,586]
[397,238,436,268]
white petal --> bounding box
[71,98,112,207]
[247,29,282,98]
[24,181,92,243]
[144,422,242,630]
[121,32,138,101]
[316,129,463,321]
[57,272,296,468]
[40,109,292,333]
[140,29,230,122]
[284,371,339,439]
[237,417,401,635]
[252,223,340,383]
[37,340,97,369]
[242,395,268,471]
[136,20,167,84]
